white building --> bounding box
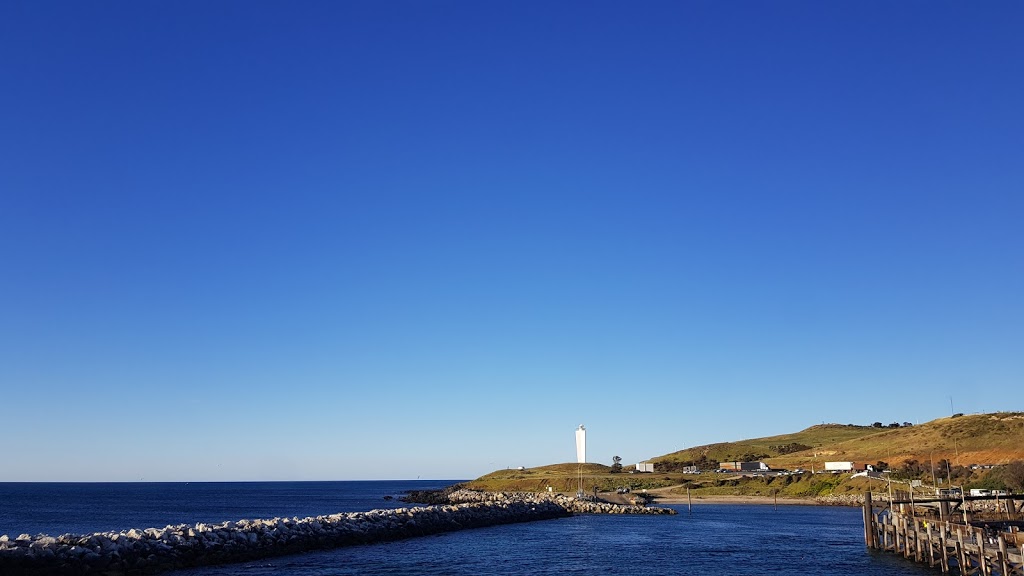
[824,461,855,472]
[719,461,770,472]
[636,462,654,473]
[575,425,586,464]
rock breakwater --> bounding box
[444,489,678,515]
[401,482,466,505]
[815,494,865,506]
[0,500,569,576]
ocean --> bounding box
[0,481,929,575]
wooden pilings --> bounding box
[928,521,936,567]
[1001,535,1011,576]
[863,492,1024,576]
[863,491,874,548]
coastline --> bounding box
[649,493,820,506]
[409,483,862,509]
[0,500,573,575]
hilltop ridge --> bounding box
[652,412,1024,472]
[652,423,879,470]
[462,412,1024,499]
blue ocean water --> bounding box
[0,480,455,537]
[0,482,930,575]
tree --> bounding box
[999,461,1024,492]
[611,456,623,473]
[872,422,883,428]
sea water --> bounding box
[0,482,929,575]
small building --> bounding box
[824,461,853,472]
[824,461,871,472]
[718,461,769,472]
[681,465,699,474]
[636,462,655,473]
[968,489,1006,497]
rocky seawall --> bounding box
[444,489,678,515]
[401,482,466,505]
[0,500,569,576]
[0,490,675,575]
[815,494,865,506]
[815,492,1021,515]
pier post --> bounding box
[939,522,949,574]
[905,516,911,560]
[884,508,892,549]
[976,527,987,576]
[921,516,929,561]
[956,529,966,575]
[897,512,905,553]
[904,516,912,559]
[897,510,905,553]
[927,521,935,567]
[997,534,1009,576]
[863,492,874,548]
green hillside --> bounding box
[652,424,880,469]
[462,413,1024,498]
[465,463,648,493]
[769,412,1024,470]
[650,412,1024,472]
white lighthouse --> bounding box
[575,424,586,464]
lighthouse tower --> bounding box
[574,424,587,499]
[575,424,586,463]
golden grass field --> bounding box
[464,413,1024,499]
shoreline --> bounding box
[3,489,678,575]
[650,494,820,506]
[0,500,572,575]
[430,485,848,508]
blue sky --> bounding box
[1,1,1021,481]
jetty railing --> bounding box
[863,491,1024,575]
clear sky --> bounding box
[1,1,1021,482]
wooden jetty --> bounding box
[863,491,1024,575]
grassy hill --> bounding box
[772,412,1024,470]
[462,462,875,498]
[652,423,880,468]
[465,463,642,493]
[651,412,1024,472]
[463,413,1024,498]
